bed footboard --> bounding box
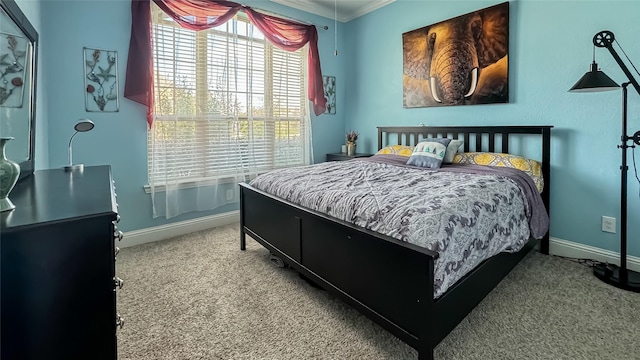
[240,182,439,353]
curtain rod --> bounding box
[241,4,329,30]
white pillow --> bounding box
[443,139,464,164]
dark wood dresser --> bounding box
[0,165,123,359]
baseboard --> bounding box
[549,237,640,273]
[120,211,240,248]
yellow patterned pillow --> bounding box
[376,145,415,157]
[452,152,544,193]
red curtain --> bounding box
[124,0,327,128]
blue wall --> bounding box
[15,0,640,257]
[33,0,345,233]
[343,0,640,256]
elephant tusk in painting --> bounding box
[402,2,509,108]
[464,67,479,98]
[430,77,443,103]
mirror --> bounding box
[0,0,37,181]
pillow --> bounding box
[452,152,544,192]
[375,144,414,157]
[406,138,451,169]
[443,139,464,164]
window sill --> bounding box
[144,175,259,194]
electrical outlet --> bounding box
[602,216,616,233]
[226,189,234,201]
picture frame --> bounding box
[323,75,336,114]
[402,2,509,108]
[84,47,119,112]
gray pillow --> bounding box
[443,139,464,163]
[406,138,452,169]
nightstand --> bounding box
[326,153,373,161]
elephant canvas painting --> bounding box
[403,2,509,108]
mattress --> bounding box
[249,154,549,298]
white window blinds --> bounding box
[149,6,310,187]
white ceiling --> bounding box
[270,0,395,23]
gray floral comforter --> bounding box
[249,154,549,298]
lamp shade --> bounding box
[74,119,95,132]
[569,61,620,92]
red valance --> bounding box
[124,0,327,127]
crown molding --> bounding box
[347,0,395,22]
[270,0,395,23]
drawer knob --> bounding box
[114,230,124,241]
[116,314,124,329]
[114,277,124,290]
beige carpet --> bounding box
[116,223,640,359]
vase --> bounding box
[347,142,356,156]
[0,137,20,212]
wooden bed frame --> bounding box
[239,125,552,360]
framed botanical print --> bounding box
[84,47,119,112]
[323,75,336,114]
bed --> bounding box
[239,125,552,360]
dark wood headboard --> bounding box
[377,125,553,252]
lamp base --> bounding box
[64,164,84,172]
[593,263,640,293]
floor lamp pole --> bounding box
[592,82,640,292]
[620,82,629,284]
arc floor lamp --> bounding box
[569,30,640,292]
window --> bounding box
[149,5,311,187]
